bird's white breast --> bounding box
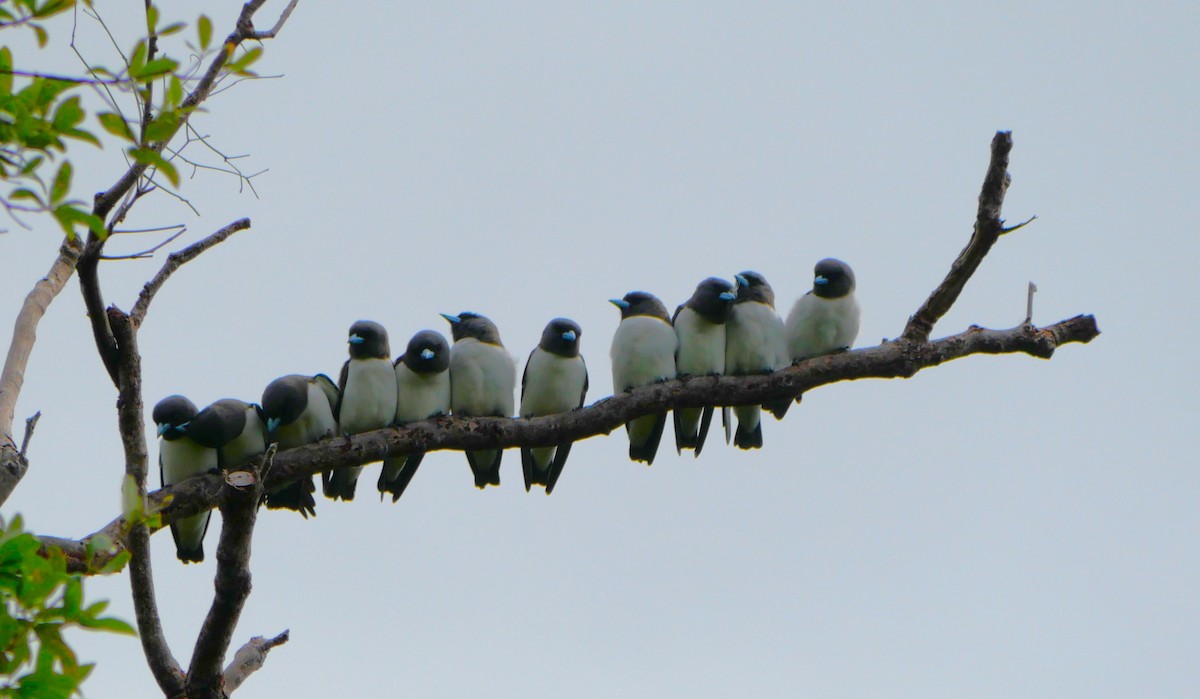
[784,292,861,361]
[674,307,727,377]
[396,363,452,423]
[726,301,786,374]
[610,315,677,392]
[278,382,337,449]
[450,338,516,417]
[222,407,268,468]
[160,437,218,484]
[341,358,399,434]
[521,348,587,417]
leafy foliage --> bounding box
[0,515,133,698]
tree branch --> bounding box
[186,463,263,699]
[110,310,186,697]
[904,130,1015,342]
[130,218,251,327]
[0,238,83,506]
[79,0,300,387]
[45,312,1099,574]
[222,630,289,694]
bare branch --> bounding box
[130,218,251,327]
[45,312,1100,575]
[98,227,186,260]
[186,454,265,698]
[109,310,186,696]
[1025,282,1037,325]
[251,0,301,40]
[1002,214,1038,235]
[903,130,1015,342]
[223,630,290,694]
[19,411,40,458]
[0,238,83,506]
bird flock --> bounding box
[153,259,860,563]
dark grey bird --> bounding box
[260,373,339,517]
[520,318,588,494]
[154,395,216,564]
[444,312,516,488]
[324,320,397,501]
[725,271,787,448]
[672,277,735,456]
[609,292,677,465]
[378,330,451,502]
[186,398,268,471]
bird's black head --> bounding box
[186,398,249,449]
[539,317,582,358]
[402,330,451,373]
[347,320,391,360]
[609,291,670,322]
[261,375,308,432]
[812,258,855,299]
[153,394,197,441]
[686,277,736,324]
[734,270,775,308]
[443,312,503,345]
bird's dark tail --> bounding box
[377,452,425,503]
[544,443,573,495]
[264,477,317,518]
[734,418,763,449]
[628,412,667,465]
[764,396,794,420]
[467,449,502,488]
[322,466,361,501]
[521,448,551,492]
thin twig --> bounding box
[251,0,301,40]
[19,411,40,458]
[98,228,186,260]
[130,218,251,327]
[1002,214,1038,235]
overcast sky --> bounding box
[3,2,1196,697]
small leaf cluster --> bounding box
[0,515,133,698]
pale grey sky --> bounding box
[3,2,1196,697]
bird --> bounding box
[785,258,861,362]
[153,395,217,564]
[724,271,787,448]
[378,330,451,502]
[324,320,398,501]
[260,373,339,517]
[186,398,268,472]
[781,258,861,417]
[444,312,516,488]
[672,277,735,456]
[520,318,588,494]
[609,291,677,465]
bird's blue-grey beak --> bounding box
[440,313,461,324]
[735,274,749,287]
[562,330,577,342]
[420,348,436,359]
[156,422,170,437]
[266,416,281,433]
[719,291,736,302]
[814,275,829,285]
[609,299,629,309]
[348,334,365,344]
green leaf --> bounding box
[51,96,85,131]
[76,615,135,636]
[134,57,178,81]
[145,3,158,33]
[159,22,186,37]
[31,24,48,48]
[20,155,44,176]
[197,14,212,51]
[129,146,179,187]
[10,189,44,206]
[52,205,106,241]
[62,127,101,147]
[228,46,263,74]
[166,76,183,108]
[97,550,130,576]
[49,161,70,203]
[143,110,177,142]
[128,40,147,80]
[0,47,12,94]
[96,112,134,142]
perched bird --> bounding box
[444,312,516,488]
[610,291,677,465]
[520,318,588,494]
[378,330,451,502]
[784,258,860,362]
[672,277,735,456]
[187,398,268,471]
[154,395,216,564]
[260,373,339,517]
[323,320,398,501]
[725,271,787,448]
